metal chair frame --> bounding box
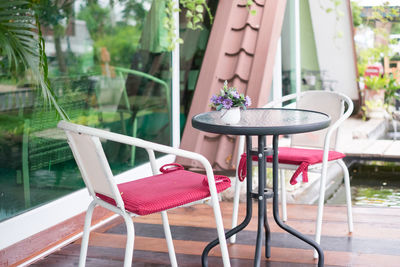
[230,91,354,258]
[58,121,230,267]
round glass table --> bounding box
[192,108,330,267]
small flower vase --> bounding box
[220,107,241,125]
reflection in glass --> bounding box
[0,0,217,223]
[0,0,169,222]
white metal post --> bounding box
[294,0,301,98]
[273,38,283,102]
[172,0,181,148]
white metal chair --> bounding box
[58,121,231,267]
[230,91,354,258]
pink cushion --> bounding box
[96,167,231,216]
[238,147,345,185]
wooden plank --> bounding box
[128,203,400,234]
[100,221,400,255]
[26,203,400,267]
[1,206,114,267]
[75,233,400,267]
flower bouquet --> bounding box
[210,81,251,124]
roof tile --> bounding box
[225,27,258,55]
[179,0,287,170]
[231,3,263,30]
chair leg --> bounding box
[121,212,135,267]
[79,201,97,267]
[314,163,329,259]
[338,159,353,233]
[161,211,177,267]
[210,195,231,266]
[280,169,287,222]
[230,176,242,243]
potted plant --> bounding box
[362,75,389,119]
[209,80,251,124]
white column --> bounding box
[273,38,282,102]
[294,0,301,98]
[171,0,180,148]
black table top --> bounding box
[192,108,331,136]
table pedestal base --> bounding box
[201,135,324,267]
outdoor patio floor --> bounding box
[30,202,400,267]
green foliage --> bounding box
[0,0,66,119]
[350,1,362,27]
[246,0,256,16]
[164,0,213,51]
[164,0,182,51]
[34,0,73,27]
[368,2,399,25]
[180,0,212,30]
[77,2,112,40]
[94,25,141,68]
[362,75,399,119]
[391,22,400,34]
[364,75,388,90]
[356,44,391,76]
[119,0,151,26]
[384,76,400,105]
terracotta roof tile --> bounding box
[225,27,258,56]
[217,52,253,82]
[231,5,262,31]
[179,0,287,170]
[237,0,266,7]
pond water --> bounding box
[329,160,400,207]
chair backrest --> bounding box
[291,91,346,149]
[265,90,353,150]
[59,122,124,209]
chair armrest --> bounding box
[58,121,215,179]
[263,93,299,108]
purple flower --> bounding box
[210,95,218,105]
[231,91,240,99]
[222,98,233,109]
[245,96,252,107]
[210,80,250,110]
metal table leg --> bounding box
[201,136,254,267]
[254,135,266,266]
[202,135,324,267]
[271,135,324,267]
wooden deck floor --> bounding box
[31,202,400,267]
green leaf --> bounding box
[0,9,32,17]
[0,1,29,9]
[195,5,204,13]
[0,15,34,22]
[193,16,200,24]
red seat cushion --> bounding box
[238,147,345,185]
[96,168,231,216]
